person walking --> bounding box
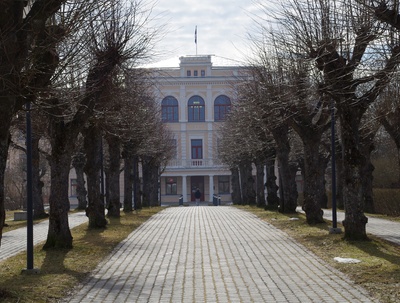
[194,188,201,206]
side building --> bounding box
[150,55,248,205]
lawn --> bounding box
[237,206,400,303]
[0,207,163,303]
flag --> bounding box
[195,26,197,44]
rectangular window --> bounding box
[201,70,205,77]
[218,176,230,194]
[194,70,198,77]
[191,139,203,159]
[166,177,177,195]
[187,70,191,77]
[70,179,78,196]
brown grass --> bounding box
[3,210,50,232]
[0,207,163,303]
[2,205,399,302]
[237,206,400,303]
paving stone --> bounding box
[62,207,379,302]
[0,212,88,261]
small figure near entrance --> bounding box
[194,188,201,206]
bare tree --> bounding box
[101,69,173,214]
[282,58,331,223]
[244,65,299,213]
[41,0,161,246]
[261,0,400,240]
[139,102,175,208]
[0,0,76,247]
[218,94,265,206]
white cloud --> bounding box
[148,0,258,67]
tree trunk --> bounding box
[335,143,344,209]
[265,158,280,209]
[362,160,375,214]
[302,142,325,224]
[230,167,241,204]
[255,162,266,208]
[72,152,87,210]
[84,125,107,228]
[133,156,142,210]
[105,136,121,217]
[360,132,376,214]
[339,110,368,240]
[239,161,256,205]
[142,156,159,207]
[44,146,73,249]
[319,156,329,209]
[0,100,13,244]
[32,133,47,219]
[273,125,297,213]
[44,106,82,249]
[123,152,134,212]
[289,162,299,207]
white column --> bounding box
[182,175,187,202]
[180,85,186,121]
[209,175,214,202]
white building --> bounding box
[150,55,248,205]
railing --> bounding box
[213,194,221,206]
[166,158,226,169]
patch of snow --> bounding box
[334,257,361,264]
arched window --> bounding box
[188,95,205,122]
[161,96,178,122]
[214,95,231,121]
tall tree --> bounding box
[218,85,275,206]
[0,0,72,247]
[287,77,331,223]
[265,0,400,239]
[44,0,160,247]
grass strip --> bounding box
[0,207,163,303]
[3,210,50,232]
[237,206,400,303]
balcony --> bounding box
[166,158,227,169]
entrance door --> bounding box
[191,176,204,202]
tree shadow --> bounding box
[280,211,332,231]
[284,211,400,265]
[40,247,79,275]
[350,237,400,267]
[0,248,81,302]
[107,215,121,225]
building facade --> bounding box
[151,55,247,205]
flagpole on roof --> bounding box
[195,25,197,55]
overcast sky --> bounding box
[148,0,260,67]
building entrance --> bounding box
[191,176,204,202]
